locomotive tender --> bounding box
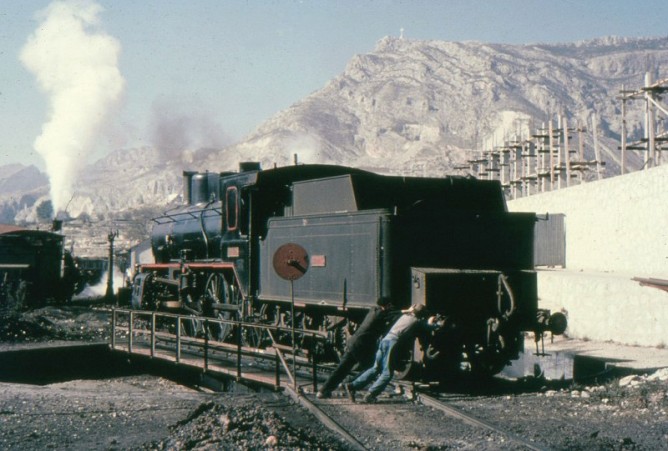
[0,224,80,310]
[132,162,566,378]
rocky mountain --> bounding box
[3,35,668,228]
[0,164,49,223]
[210,35,667,174]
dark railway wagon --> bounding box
[0,224,79,309]
[132,163,566,378]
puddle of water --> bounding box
[502,351,609,382]
[503,350,574,380]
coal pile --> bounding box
[0,306,110,344]
[140,400,347,450]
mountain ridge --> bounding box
[3,35,667,225]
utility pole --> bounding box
[105,229,119,304]
[620,84,627,174]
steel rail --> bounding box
[283,386,367,451]
[417,392,549,451]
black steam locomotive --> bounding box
[0,224,81,311]
[132,163,566,379]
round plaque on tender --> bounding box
[273,243,309,281]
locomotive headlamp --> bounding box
[547,311,568,335]
[536,309,568,336]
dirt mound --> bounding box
[141,400,347,450]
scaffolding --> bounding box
[464,113,605,200]
[618,72,668,172]
[456,72,668,200]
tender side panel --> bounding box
[259,211,389,308]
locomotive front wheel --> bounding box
[205,273,237,342]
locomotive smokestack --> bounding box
[52,210,71,230]
[183,171,195,205]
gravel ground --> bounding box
[0,376,208,450]
[1,305,667,450]
[445,371,668,450]
[312,371,668,450]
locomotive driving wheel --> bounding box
[204,273,238,342]
[241,303,269,349]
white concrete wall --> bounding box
[509,164,668,275]
[537,270,668,347]
[508,164,668,347]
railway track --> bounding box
[283,383,553,450]
[415,391,549,451]
[107,309,570,450]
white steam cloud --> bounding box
[20,0,124,214]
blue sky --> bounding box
[1,0,667,168]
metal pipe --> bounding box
[311,333,317,393]
[268,328,295,387]
[176,316,181,363]
[563,115,571,187]
[498,274,516,319]
[645,72,656,168]
[291,280,296,390]
[237,316,242,378]
[128,311,133,353]
[111,308,116,349]
[275,349,281,388]
[150,312,156,357]
[548,120,555,190]
[204,319,209,372]
[592,113,602,180]
[199,209,210,259]
[621,84,627,174]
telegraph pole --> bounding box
[105,229,119,304]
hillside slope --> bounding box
[3,35,668,223]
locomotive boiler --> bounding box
[132,163,566,379]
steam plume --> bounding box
[150,99,230,161]
[20,0,124,214]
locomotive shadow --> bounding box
[0,343,258,393]
[0,343,133,385]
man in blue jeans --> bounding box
[316,298,401,399]
[345,303,440,403]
